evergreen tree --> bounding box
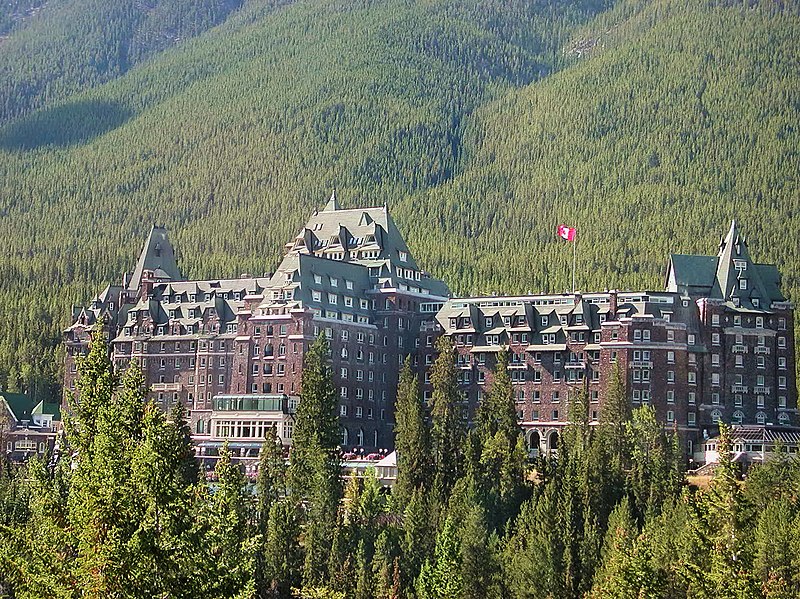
[588,497,667,598]
[402,486,434,590]
[290,333,341,588]
[263,499,302,598]
[202,442,256,598]
[257,425,286,533]
[393,357,431,507]
[460,501,501,599]
[416,516,463,599]
[429,336,465,524]
[476,348,526,527]
[64,328,118,454]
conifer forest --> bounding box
[1,0,800,596]
[2,333,799,598]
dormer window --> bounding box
[399,251,408,262]
[330,277,338,287]
[314,274,322,284]
[739,279,747,290]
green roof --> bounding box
[1,392,34,422]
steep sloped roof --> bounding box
[128,226,183,291]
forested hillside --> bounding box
[0,0,798,400]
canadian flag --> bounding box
[557,224,577,241]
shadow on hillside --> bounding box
[0,99,133,150]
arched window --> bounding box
[778,412,790,425]
[527,430,541,452]
[264,344,273,356]
[357,428,365,447]
[732,410,744,424]
[341,347,349,359]
[711,409,722,423]
[756,412,767,425]
[341,427,349,446]
[548,430,559,451]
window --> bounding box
[667,351,675,364]
[667,370,675,383]
[667,390,674,404]
[688,392,696,404]
[712,333,720,345]
[688,334,696,345]
[756,412,766,425]
[666,410,674,423]
[688,411,696,426]
[779,376,787,389]
[712,354,720,366]
[778,336,787,348]
[756,316,764,328]
[711,410,722,423]
[688,372,696,385]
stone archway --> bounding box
[548,430,560,452]
[526,429,541,456]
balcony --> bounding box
[754,346,770,355]
[731,384,748,393]
[565,361,586,370]
[457,363,473,370]
[630,360,653,369]
[152,382,181,392]
[732,345,748,354]
[754,386,771,395]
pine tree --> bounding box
[416,516,463,599]
[393,357,430,507]
[588,496,668,598]
[460,501,501,599]
[263,499,302,598]
[685,424,758,599]
[202,442,256,598]
[257,425,286,533]
[476,348,526,527]
[402,487,433,588]
[290,333,341,588]
[64,328,118,454]
[429,336,465,524]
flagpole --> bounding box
[572,234,576,294]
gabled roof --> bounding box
[128,226,183,291]
[1,392,34,423]
[666,221,785,305]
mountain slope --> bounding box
[0,0,612,397]
[0,0,798,400]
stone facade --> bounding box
[64,212,796,463]
[424,222,797,455]
[64,194,449,462]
